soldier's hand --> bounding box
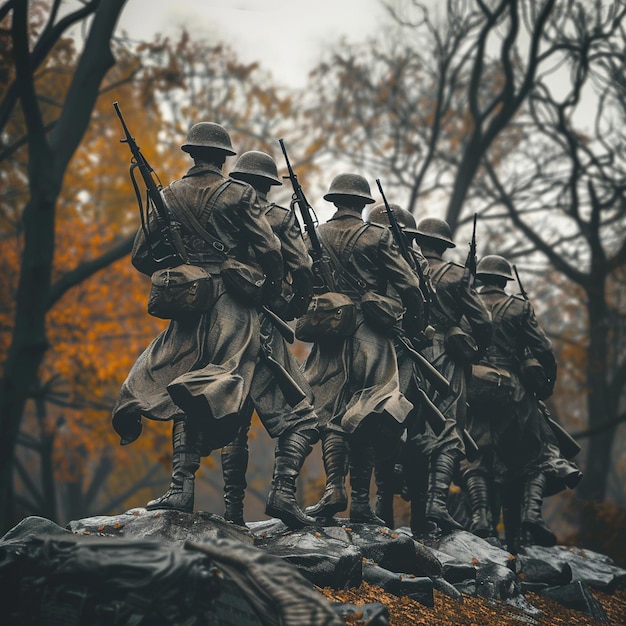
[261,276,282,305]
[402,287,426,337]
[286,268,314,319]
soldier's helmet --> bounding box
[229,151,282,186]
[323,173,375,204]
[476,255,514,281]
[181,122,236,155]
[362,203,419,234]
[414,217,456,248]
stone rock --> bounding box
[514,553,573,586]
[475,562,521,600]
[430,575,464,601]
[454,579,476,595]
[254,527,363,588]
[520,581,550,594]
[424,548,478,584]
[0,515,70,542]
[329,601,390,625]
[435,530,516,571]
[188,538,345,625]
[541,580,609,622]
[4,511,626,624]
[362,559,435,606]
[67,508,253,545]
[520,544,626,591]
[341,523,443,577]
[0,517,345,626]
[0,532,229,625]
[246,517,288,536]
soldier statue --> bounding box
[220,150,320,528]
[462,255,581,550]
[302,174,425,524]
[361,203,433,529]
[112,123,283,514]
[408,218,492,536]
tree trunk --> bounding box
[578,277,615,544]
[0,0,128,534]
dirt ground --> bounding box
[319,582,626,625]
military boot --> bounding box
[265,429,318,528]
[147,418,200,513]
[425,451,464,532]
[374,457,396,529]
[221,423,250,526]
[501,481,522,553]
[465,472,495,538]
[349,443,385,525]
[305,430,349,518]
[519,473,557,547]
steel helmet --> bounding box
[181,122,236,155]
[230,151,282,186]
[414,217,456,248]
[323,173,375,204]
[476,255,514,280]
[363,203,418,234]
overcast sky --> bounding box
[116,0,387,88]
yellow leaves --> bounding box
[304,138,326,158]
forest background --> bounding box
[0,0,625,563]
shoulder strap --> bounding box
[491,295,516,324]
[163,181,230,256]
[341,223,369,266]
[318,225,368,294]
[430,261,453,285]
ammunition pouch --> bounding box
[148,264,213,320]
[468,363,516,404]
[521,355,553,400]
[445,326,479,363]
[220,258,266,305]
[360,291,404,336]
[295,292,357,342]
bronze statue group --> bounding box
[112,118,582,554]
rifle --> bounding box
[512,264,528,301]
[279,139,336,291]
[513,265,579,457]
[396,335,449,396]
[413,369,479,456]
[260,343,306,407]
[465,213,478,277]
[375,179,431,322]
[538,401,581,460]
[113,102,185,267]
[462,429,480,462]
[262,305,295,344]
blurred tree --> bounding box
[304,0,564,231]
[0,0,132,532]
[475,0,626,539]
[301,0,626,540]
[0,8,315,528]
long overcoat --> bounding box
[112,164,281,453]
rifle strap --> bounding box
[430,261,453,286]
[318,225,369,294]
[491,295,516,325]
[163,181,231,256]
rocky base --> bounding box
[2,510,626,625]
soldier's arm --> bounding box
[522,300,557,384]
[378,228,424,325]
[277,209,314,317]
[235,186,283,300]
[277,209,313,272]
[459,271,492,349]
